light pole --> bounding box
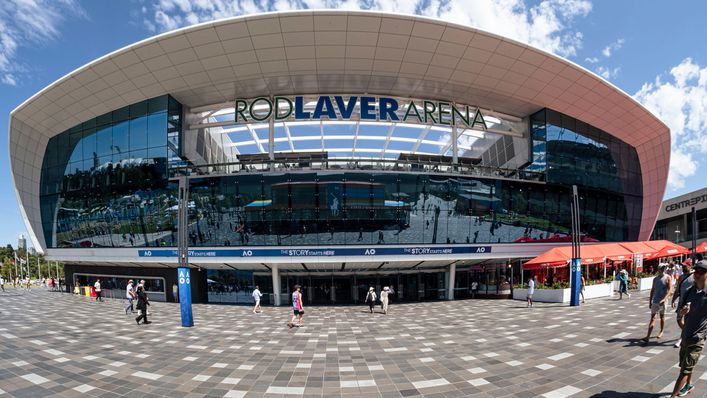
[569,185,581,307]
[675,229,681,244]
[177,176,194,327]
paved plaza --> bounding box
[0,289,704,397]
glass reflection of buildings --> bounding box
[40,98,643,250]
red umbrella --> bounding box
[695,242,707,253]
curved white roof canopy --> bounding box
[9,10,670,252]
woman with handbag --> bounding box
[135,285,151,325]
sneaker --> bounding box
[678,383,694,396]
[675,340,682,348]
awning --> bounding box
[522,248,570,270]
[648,240,690,259]
[596,243,634,262]
[618,242,659,258]
[523,245,606,270]
[696,242,707,253]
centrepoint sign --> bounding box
[235,95,488,130]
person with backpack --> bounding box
[665,260,707,398]
[365,287,377,313]
[135,284,151,325]
[672,263,695,348]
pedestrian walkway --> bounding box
[0,289,703,397]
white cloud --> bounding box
[0,0,85,86]
[596,65,620,80]
[585,56,598,64]
[601,38,624,58]
[634,58,707,191]
[142,0,592,57]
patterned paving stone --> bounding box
[1,288,707,397]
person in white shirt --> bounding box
[0,276,5,292]
[380,286,390,315]
[527,276,536,308]
[125,279,136,314]
[94,279,103,302]
[252,285,263,313]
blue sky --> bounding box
[0,0,706,249]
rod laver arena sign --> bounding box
[235,95,488,130]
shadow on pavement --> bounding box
[606,337,678,348]
[589,392,664,398]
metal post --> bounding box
[692,206,697,265]
[451,103,458,165]
[569,185,582,306]
[177,176,194,327]
[268,96,275,171]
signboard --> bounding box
[139,246,492,258]
[665,193,707,212]
[235,95,488,130]
[634,254,644,273]
[177,267,193,327]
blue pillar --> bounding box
[178,267,194,327]
[569,258,581,306]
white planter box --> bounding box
[638,277,654,291]
[513,287,569,303]
[512,282,614,303]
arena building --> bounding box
[9,10,670,304]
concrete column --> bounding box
[447,262,456,300]
[451,112,458,165]
[272,264,281,306]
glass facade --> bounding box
[40,95,181,248]
[39,100,643,248]
[529,109,643,241]
[180,171,631,246]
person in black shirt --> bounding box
[666,260,707,398]
[135,285,151,325]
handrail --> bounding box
[169,158,545,183]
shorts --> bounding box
[293,309,304,315]
[527,294,533,299]
[254,299,260,305]
[651,303,666,315]
[679,337,706,374]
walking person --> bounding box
[380,286,390,315]
[618,269,631,299]
[643,265,674,343]
[365,287,377,313]
[580,274,586,304]
[664,260,707,398]
[672,263,695,348]
[527,276,536,308]
[0,276,5,292]
[94,278,103,302]
[252,285,263,313]
[172,283,178,303]
[125,279,136,314]
[135,284,151,325]
[288,285,304,328]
